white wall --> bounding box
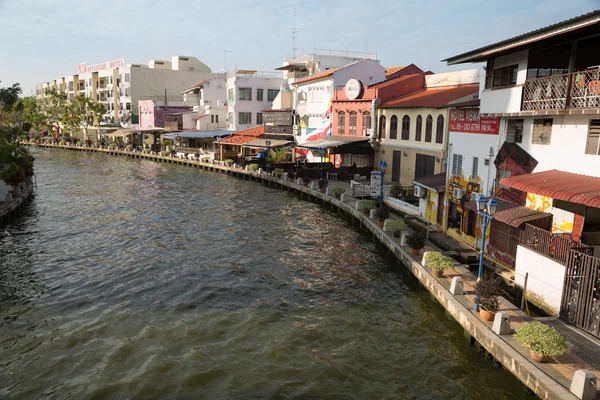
[331,59,385,88]
[449,131,499,195]
[480,49,529,115]
[515,245,566,315]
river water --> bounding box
[0,149,530,399]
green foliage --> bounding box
[477,273,502,313]
[424,252,454,271]
[390,183,403,198]
[126,144,134,151]
[224,159,234,166]
[514,322,569,357]
[268,148,288,163]
[59,139,67,146]
[109,143,117,149]
[143,148,151,154]
[384,219,407,235]
[374,205,391,221]
[272,168,284,177]
[331,186,345,196]
[358,199,376,210]
[248,163,259,172]
[0,162,25,186]
[201,157,210,163]
[406,230,426,249]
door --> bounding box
[415,154,435,179]
[391,150,401,182]
[437,192,445,225]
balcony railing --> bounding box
[522,69,600,111]
[519,224,592,265]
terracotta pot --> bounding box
[479,308,496,321]
[363,208,370,215]
[335,194,341,199]
[432,269,443,278]
[530,350,549,363]
[377,220,384,228]
[409,247,420,256]
[393,231,401,238]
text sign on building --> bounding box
[449,108,499,134]
[344,79,362,100]
[77,59,125,75]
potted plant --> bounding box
[358,199,376,216]
[423,251,454,278]
[514,321,569,362]
[224,159,234,167]
[405,230,426,256]
[384,220,406,238]
[477,273,502,321]
[201,157,210,163]
[248,163,259,172]
[302,176,311,186]
[390,183,403,199]
[59,139,67,146]
[374,205,390,227]
[109,143,117,150]
[272,168,284,178]
[318,179,328,193]
[126,144,134,151]
[331,186,345,199]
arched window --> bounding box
[415,115,422,141]
[389,115,398,139]
[425,114,433,142]
[378,115,386,140]
[362,111,371,136]
[349,111,357,135]
[337,111,345,135]
[401,115,410,140]
[436,115,445,144]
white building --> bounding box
[226,70,286,131]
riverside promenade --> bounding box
[0,179,34,227]
[25,142,600,400]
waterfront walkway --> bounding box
[25,142,600,399]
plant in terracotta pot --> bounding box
[331,186,345,199]
[318,179,328,192]
[358,199,376,216]
[514,321,569,362]
[224,159,234,167]
[374,205,390,227]
[424,251,454,278]
[405,230,426,256]
[477,272,502,321]
[302,176,311,186]
[248,163,259,172]
[384,220,406,238]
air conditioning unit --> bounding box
[453,187,465,200]
[470,191,480,201]
[414,186,426,198]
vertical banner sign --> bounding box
[370,172,382,197]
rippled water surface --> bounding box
[0,149,530,399]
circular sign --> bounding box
[344,79,362,100]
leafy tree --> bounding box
[0,82,23,125]
[41,88,68,136]
[2,96,47,138]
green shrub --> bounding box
[225,159,234,166]
[423,252,454,271]
[272,168,284,177]
[406,230,426,250]
[477,273,502,313]
[126,144,134,151]
[109,143,117,149]
[374,205,391,221]
[201,157,210,163]
[59,139,67,146]
[143,149,151,154]
[331,187,345,197]
[514,322,569,357]
[358,199,376,210]
[248,163,259,172]
[384,220,406,235]
[390,183,403,198]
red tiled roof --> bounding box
[233,125,264,137]
[385,66,404,77]
[499,170,600,209]
[381,84,479,108]
[181,79,211,94]
[464,198,552,228]
[219,125,265,145]
[292,68,339,85]
[368,73,422,89]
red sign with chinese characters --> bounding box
[449,108,499,134]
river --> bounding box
[0,148,530,399]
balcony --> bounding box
[522,69,600,112]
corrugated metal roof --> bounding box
[381,84,479,109]
[164,130,232,139]
[499,169,600,208]
[242,138,292,149]
[412,173,446,192]
[463,198,552,228]
[291,68,339,85]
[181,79,212,94]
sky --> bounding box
[0,0,598,95]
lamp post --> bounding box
[265,140,271,174]
[378,160,387,207]
[474,193,499,312]
[319,147,326,181]
[217,136,222,162]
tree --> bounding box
[3,96,47,138]
[41,88,68,136]
[64,95,105,141]
[0,82,23,125]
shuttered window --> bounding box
[532,118,553,145]
[506,119,523,143]
[585,120,600,155]
[390,115,398,139]
[401,115,410,140]
[452,154,463,176]
[472,157,479,179]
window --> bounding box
[532,119,553,145]
[256,112,263,125]
[378,116,386,139]
[215,114,219,124]
[110,76,113,84]
[228,89,234,102]
[490,64,518,88]
[506,119,523,143]
[228,112,233,125]
[239,88,252,101]
[425,115,433,142]
[472,157,479,179]
[585,120,600,155]
[125,102,131,111]
[124,73,130,83]
[125,88,130,97]
[415,115,422,141]
[401,115,410,140]
[338,111,346,135]
[257,89,264,101]
[239,112,252,125]
[436,115,444,144]
[267,89,279,102]
[362,111,371,136]
[389,115,398,139]
[452,154,463,176]
[211,115,215,123]
[349,111,357,135]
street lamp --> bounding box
[319,147,326,180]
[378,159,387,207]
[217,136,222,162]
[474,193,499,312]
[265,140,271,174]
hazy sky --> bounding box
[1,0,598,95]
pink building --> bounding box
[138,100,193,129]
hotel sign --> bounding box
[449,108,499,134]
[77,59,125,75]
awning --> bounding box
[163,130,233,139]
[464,198,553,228]
[242,138,292,149]
[296,135,370,150]
[499,169,600,208]
[105,129,136,137]
[412,173,446,192]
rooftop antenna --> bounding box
[292,5,298,59]
[221,50,233,73]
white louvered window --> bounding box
[472,157,479,179]
[452,154,463,176]
[585,120,600,155]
